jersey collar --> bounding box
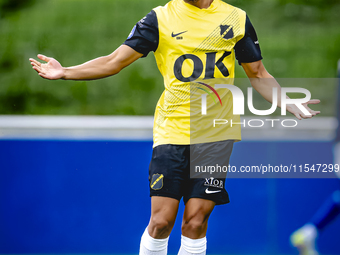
[179,0,219,14]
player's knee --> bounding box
[182,217,206,235]
[148,216,174,238]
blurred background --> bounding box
[0,0,340,254]
[0,0,339,115]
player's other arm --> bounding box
[241,60,279,104]
[241,60,320,120]
[29,45,143,80]
[235,15,320,119]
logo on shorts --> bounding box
[204,177,223,188]
[205,188,222,194]
[151,174,164,190]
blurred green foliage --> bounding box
[0,0,339,116]
[0,0,35,18]
[278,0,339,9]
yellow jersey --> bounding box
[124,0,262,147]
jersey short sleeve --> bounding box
[123,10,159,58]
[234,15,263,65]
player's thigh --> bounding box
[151,196,180,220]
[148,196,180,238]
[181,198,216,238]
[183,198,215,221]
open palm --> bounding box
[29,54,64,80]
[287,99,321,120]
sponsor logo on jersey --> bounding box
[173,51,231,82]
[138,16,147,27]
[150,174,164,190]
[220,25,234,40]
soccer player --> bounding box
[29,0,320,254]
[290,61,340,255]
[290,189,340,255]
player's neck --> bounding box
[184,0,214,9]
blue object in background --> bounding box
[0,140,339,254]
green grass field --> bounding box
[0,0,339,116]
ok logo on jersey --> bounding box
[173,51,231,82]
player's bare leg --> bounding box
[140,196,179,255]
[178,198,215,255]
[290,142,340,255]
[148,196,179,238]
[181,198,215,238]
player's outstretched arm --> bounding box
[29,45,143,80]
[241,60,321,120]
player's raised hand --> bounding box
[287,99,321,120]
[29,54,64,80]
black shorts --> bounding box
[149,140,234,205]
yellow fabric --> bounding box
[152,0,246,147]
